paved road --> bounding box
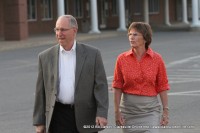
[0,31,200,133]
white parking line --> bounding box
[166,55,200,68]
[169,78,200,84]
[169,90,200,96]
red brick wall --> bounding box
[107,16,119,29]
[149,0,165,25]
[149,0,176,25]
[0,0,182,39]
[169,0,177,22]
[28,0,57,35]
[4,0,28,40]
[127,0,177,26]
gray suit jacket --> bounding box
[33,43,108,133]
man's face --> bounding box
[55,17,77,48]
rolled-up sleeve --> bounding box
[156,58,170,93]
[112,56,124,89]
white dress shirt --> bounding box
[58,41,76,104]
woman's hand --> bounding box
[115,111,125,126]
[160,108,169,126]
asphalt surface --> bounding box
[0,30,200,133]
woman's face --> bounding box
[128,28,146,49]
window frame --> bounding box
[74,0,83,18]
[133,0,142,15]
[42,0,53,21]
[111,0,118,16]
[27,0,37,21]
[149,0,159,14]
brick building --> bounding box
[0,0,200,41]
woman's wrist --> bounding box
[163,106,169,111]
[162,114,169,119]
[115,108,121,114]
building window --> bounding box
[149,0,159,14]
[86,1,90,17]
[27,0,37,20]
[74,0,83,18]
[112,0,118,16]
[65,0,69,14]
[133,0,142,15]
[42,0,53,20]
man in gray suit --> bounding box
[33,15,108,133]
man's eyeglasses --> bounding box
[128,33,143,37]
[54,28,72,32]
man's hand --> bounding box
[96,117,107,127]
[35,125,45,133]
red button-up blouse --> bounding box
[112,48,170,96]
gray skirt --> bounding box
[120,93,161,133]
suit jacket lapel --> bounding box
[46,45,59,131]
[75,43,87,90]
[50,45,60,95]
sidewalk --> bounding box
[0,30,126,52]
[0,22,194,52]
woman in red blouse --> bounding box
[112,22,170,133]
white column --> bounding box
[182,0,189,24]
[199,0,200,20]
[191,0,200,26]
[143,0,149,23]
[57,0,65,17]
[164,0,170,26]
[89,0,100,33]
[117,0,127,31]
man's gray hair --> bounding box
[58,15,78,29]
